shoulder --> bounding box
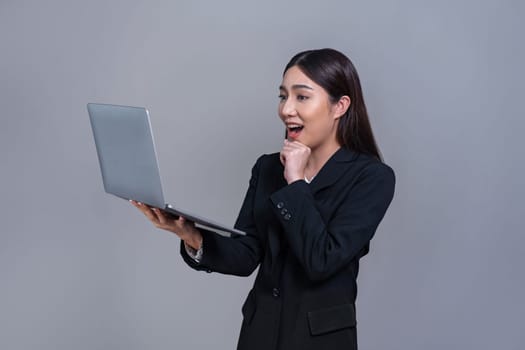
[252,152,282,169]
[351,153,396,197]
[358,154,395,181]
[243,153,282,182]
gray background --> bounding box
[1,0,523,349]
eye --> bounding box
[278,94,287,102]
[297,95,309,101]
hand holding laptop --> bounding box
[129,199,203,250]
[87,103,245,237]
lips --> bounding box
[287,125,304,139]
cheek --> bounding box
[306,113,332,133]
[305,119,335,145]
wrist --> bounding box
[287,176,304,184]
[187,234,203,250]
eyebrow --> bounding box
[279,84,314,91]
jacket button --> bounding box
[206,269,212,273]
[272,287,280,298]
[276,201,284,209]
[284,213,291,220]
[280,208,288,215]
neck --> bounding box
[306,138,341,177]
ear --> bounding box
[332,95,351,120]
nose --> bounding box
[280,97,297,119]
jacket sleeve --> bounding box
[269,162,396,282]
[179,155,266,276]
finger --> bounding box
[130,200,143,210]
[139,203,160,223]
[131,200,149,214]
[285,138,308,148]
[170,216,193,237]
[178,216,196,230]
[282,142,296,153]
[175,215,196,230]
[152,208,167,225]
[285,140,305,150]
[169,215,184,230]
[182,217,196,228]
[134,203,152,217]
[284,142,309,155]
[281,146,297,157]
[282,142,300,152]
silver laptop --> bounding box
[87,103,245,236]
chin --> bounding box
[289,135,302,143]
[296,138,311,147]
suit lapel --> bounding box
[308,146,359,194]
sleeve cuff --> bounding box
[184,241,203,263]
[269,179,312,218]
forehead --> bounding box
[280,66,318,90]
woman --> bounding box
[131,48,395,350]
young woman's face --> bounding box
[278,65,342,149]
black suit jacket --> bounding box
[180,146,396,350]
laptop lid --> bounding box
[87,103,166,208]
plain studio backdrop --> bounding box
[1,1,523,349]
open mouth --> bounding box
[287,125,304,139]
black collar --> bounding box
[308,147,360,194]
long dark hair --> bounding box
[283,48,383,162]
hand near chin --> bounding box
[279,139,311,184]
